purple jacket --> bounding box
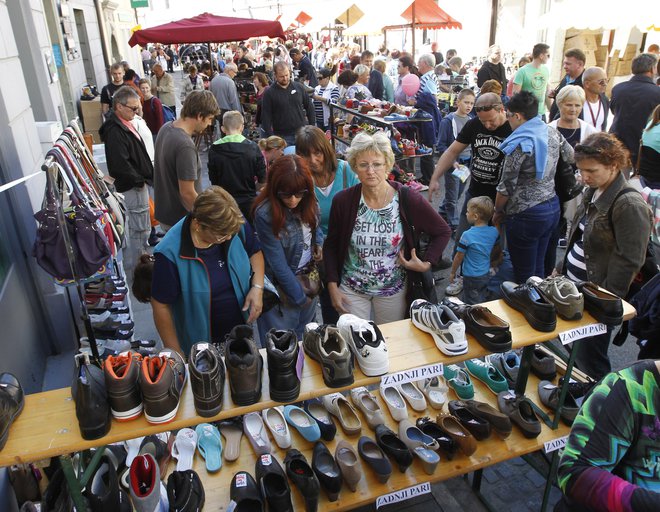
[323,180,451,285]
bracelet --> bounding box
[251,283,264,289]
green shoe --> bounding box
[444,364,474,399]
[464,358,509,394]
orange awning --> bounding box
[400,0,462,30]
[296,11,313,26]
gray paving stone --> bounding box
[526,468,550,488]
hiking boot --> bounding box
[265,329,302,403]
[224,325,263,406]
[527,275,584,321]
[104,351,143,421]
[71,355,111,440]
[302,323,354,388]
[140,350,187,424]
[166,470,205,512]
[337,314,389,377]
[189,342,225,417]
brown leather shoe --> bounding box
[334,440,362,491]
[435,414,477,456]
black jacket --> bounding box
[297,56,318,88]
[261,81,315,137]
[207,138,266,201]
[610,74,660,164]
[477,61,507,91]
[99,113,153,193]
[368,69,384,100]
[549,72,584,121]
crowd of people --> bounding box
[97,35,660,510]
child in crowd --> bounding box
[208,111,266,221]
[449,196,501,305]
[437,88,475,232]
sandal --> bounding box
[218,418,243,462]
[171,428,197,471]
[195,423,222,473]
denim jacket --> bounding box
[254,200,324,306]
[564,173,653,297]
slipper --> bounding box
[171,428,197,471]
[195,423,222,473]
[218,418,243,462]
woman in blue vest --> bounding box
[253,155,323,343]
[151,186,265,356]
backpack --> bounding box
[151,97,175,123]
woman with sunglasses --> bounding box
[252,155,324,342]
[324,132,451,323]
[151,186,265,356]
[494,91,574,283]
[562,133,652,380]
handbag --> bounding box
[399,187,438,306]
[296,262,322,297]
[554,150,582,203]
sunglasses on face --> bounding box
[278,190,308,199]
[474,104,502,113]
[122,104,140,113]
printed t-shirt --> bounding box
[513,64,549,115]
[342,194,405,296]
[456,118,512,199]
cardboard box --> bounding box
[80,97,103,132]
[564,35,598,52]
[584,50,597,68]
[594,47,608,67]
[85,130,101,144]
[623,44,638,59]
[616,59,632,76]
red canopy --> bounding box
[400,0,462,29]
[128,12,286,47]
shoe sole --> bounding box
[145,404,180,424]
[231,390,263,407]
[270,383,301,403]
[111,403,143,421]
[502,295,556,332]
[346,348,388,377]
[411,317,468,356]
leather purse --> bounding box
[296,262,322,298]
[555,150,582,203]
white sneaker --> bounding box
[337,314,389,376]
[381,385,408,422]
[445,276,463,296]
[262,406,291,449]
[409,299,468,356]
[396,382,428,412]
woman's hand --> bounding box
[398,248,431,272]
[312,245,323,262]
[492,211,505,227]
[328,284,351,314]
[243,287,263,323]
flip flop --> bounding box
[171,428,197,471]
[218,418,243,462]
[195,423,222,473]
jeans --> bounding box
[419,154,435,183]
[438,171,467,228]
[257,297,318,348]
[462,274,490,305]
[505,196,560,283]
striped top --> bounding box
[566,214,588,283]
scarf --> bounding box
[499,116,549,180]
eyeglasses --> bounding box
[574,144,602,155]
[474,104,502,113]
[122,104,140,113]
[278,190,308,199]
[597,79,609,86]
[356,162,386,171]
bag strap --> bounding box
[607,187,638,227]
[634,139,642,175]
[341,160,347,189]
[399,185,420,251]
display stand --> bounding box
[0,298,635,510]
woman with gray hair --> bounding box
[549,85,598,148]
[323,132,451,323]
[346,64,373,100]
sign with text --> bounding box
[558,323,607,345]
[544,435,568,454]
[380,363,443,388]
[130,0,149,8]
[376,482,431,508]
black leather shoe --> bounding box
[167,470,205,512]
[284,449,320,512]
[224,325,263,406]
[500,281,557,332]
[71,357,111,440]
[304,398,337,441]
[0,372,24,450]
[447,401,491,440]
[189,343,225,417]
[84,454,131,512]
[441,300,512,352]
[374,424,413,472]
[576,281,623,326]
[358,436,392,483]
[451,399,512,438]
[311,442,342,502]
[265,329,301,402]
[230,471,264,511]
[414,417,459,460]
[255,453,292,512]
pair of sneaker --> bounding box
[104,349,187,425]
[409,299,468,356]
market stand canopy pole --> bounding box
[128,12,286,46]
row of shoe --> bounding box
[501,275,623,332]
[409,298,513,357]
